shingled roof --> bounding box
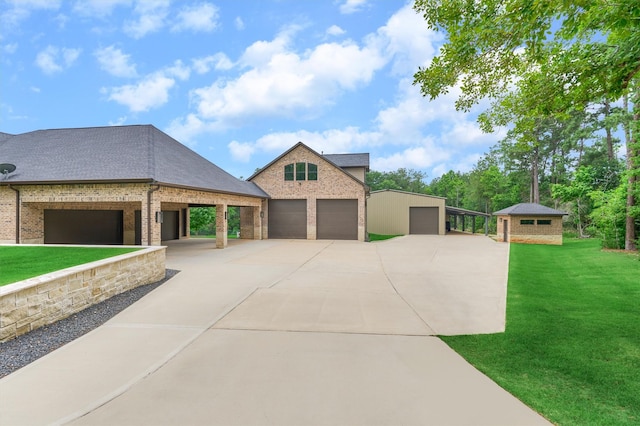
[0,125,267,198]
[322,153,369,170]
[493,203,567,216]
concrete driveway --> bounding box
[0,235,549,425]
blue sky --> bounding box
[1,0,505,181]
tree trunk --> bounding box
[624,93,638,251]
[532,145,540,204]
[604,100,615,161]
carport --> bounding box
[446,206,490,235]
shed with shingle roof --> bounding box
[493,203,567,245]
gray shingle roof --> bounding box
[0,125,267,198]
[493,203,567,216]
[323,153,369,169]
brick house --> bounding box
[0,125,267,248]
[248,142,369,241]
[1,127,369,246]
[494,203,567,245]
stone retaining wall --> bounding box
[0,246,166,342]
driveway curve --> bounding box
[0,235,549,425]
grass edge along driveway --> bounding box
[441,239,640,425]
[0,246,140,286]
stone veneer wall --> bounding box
[250,144,367,241]
[0,245,166,342]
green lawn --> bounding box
[368,233,402,242]
[0,246,140,286]
[441,239,640,425]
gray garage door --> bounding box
[409,207,439,235]
[317,199,358,240]
[268,199,307,239]
[161,210,179,241]
[44,209,123,244]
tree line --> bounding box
[403,0,639,250]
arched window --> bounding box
[284,163,294,181]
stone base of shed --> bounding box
[509,234,563,245]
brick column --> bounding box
[216,203,228,249]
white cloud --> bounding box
[235,16,244,30]
[228,141,255,162]
[35,45,81,74]
[72,0,131,17]
[103,60,188,112]
[2,43,18,54]
[326,25,345,37]
[2,0,60,29]
[372,141,450,172]
[172,2,219,33]
[94,45,138,78]
[339,0,368,14]
[192,53,233,74]
[190,26,387,125]
[124,0,170,39]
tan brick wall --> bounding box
[251,145,367,241]
[1,184,265,246]
[0,246,165,342]
[496,215,563,245]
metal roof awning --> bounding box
[445,206,490,217]
[445,206,490,235]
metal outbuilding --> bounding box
[367,190,447,235]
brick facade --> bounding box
[250,144,367,241]
[0,183,264,247]
[496,215,563,245]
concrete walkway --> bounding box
[0,236,550,425]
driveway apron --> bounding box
[0,236,549,425]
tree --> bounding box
[366,169,428,193]
[190,207,215,235]
[413,0,640,249]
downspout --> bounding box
[147,182,161,246]
[8,185,20,243]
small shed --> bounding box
[494,203,567,245]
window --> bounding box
[520,219,534,225]
[537,219,552,225]
[284,163,294,181]
[308,163,318,181]
[296,162,306,180]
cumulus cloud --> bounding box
[228,140,256,162]
[72,0,131,17]
[235,16,244,30]
[172,2,219,33]
[2,0,61,28]
[339,0,368,14]
[35,45,81,74]
[192,53,233,74]
[124,0,170,39]
[94,45,138,78]
[326,25,345,37]
[103,60,190,112]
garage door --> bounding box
[44,210,123,244]
[317,199,358,240]
[161,210,179,241]
[409,207,439,235]
[268,199,307,239]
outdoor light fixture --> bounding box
[260,211,264,218]
[155,211,164,223]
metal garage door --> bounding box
[268,199,307,239]
[409,207,439,235]
[44,210,123,244]
[161,211,179,241]
[317,199,358,240]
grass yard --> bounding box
[0,246,140,286]
[442,239,640,425]
[368,233,402,242]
